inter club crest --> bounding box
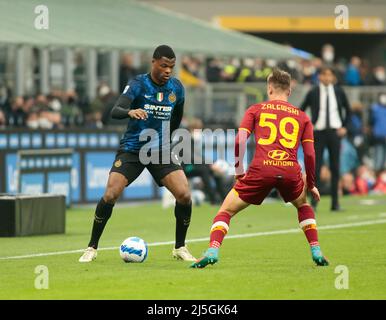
[168,92,176,103]
[156,92,164,102]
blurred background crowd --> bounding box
[1,43,385,128]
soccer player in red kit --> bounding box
[191,69,329,268]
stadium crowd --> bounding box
[182,44,386,87]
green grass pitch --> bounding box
[0,195,385,300]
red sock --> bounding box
[298,205,319,247]
[209,211,231,248]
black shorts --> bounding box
[109,150,183,187]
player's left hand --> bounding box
[310,186,321,202]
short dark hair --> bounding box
[153,45,175,60]
[267,68,291,91]
[319,65,336,76]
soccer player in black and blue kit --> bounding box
[79,45,195,262]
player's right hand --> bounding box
[128,109,148,120]
[310,186,320,202]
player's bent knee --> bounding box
[103,189,122,204]
[175,190,191,205]
[291,191,308,208]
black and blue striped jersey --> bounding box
[118,73,184,153]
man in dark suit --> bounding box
[301,66,351,211]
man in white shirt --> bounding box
[301,67,351,211]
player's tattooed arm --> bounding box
[111,96,147,120]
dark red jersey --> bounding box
[235,99,316,189]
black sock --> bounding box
[88,198,114,249]
[174,201,192,249]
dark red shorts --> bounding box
[234,168,304,205]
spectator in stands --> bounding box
[61,90,83,126]
[373,170,386,194]
[321,44,335,66]
[355,165,376,195]
[180,56,205,87]
[301,59,317,85]
[254,59,274,82]
[344,56,362,86]
[369,92,386,172]
[236,58,255,82]
[0,81,11,113]
[221,58,240,82]
[340,138,360,175]
[0,109,6,129]
[8,96,27,126]
[346,101,368,163]
[39,93,63,129]
[87,83,112,128]
[206,58,222,82]
[25,106,40,129]
[73,53,87,102]
[319,165,332,195]
[359,59,371,86]
[119,53,139,93]
[366,66,386,86]
[334,57,347,85]
[0,83,8,127]
[99,85,119,126]
[278,58,301,84]
[340,172,356,195]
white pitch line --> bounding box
[1,218,386,261]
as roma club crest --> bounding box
[114,159,122,168]
[168,92,176,103]
[156,92,164,102]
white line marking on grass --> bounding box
[1,218,386,261]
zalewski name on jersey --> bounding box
[261,103,300,115]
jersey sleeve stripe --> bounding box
[302,139,314,143]
[239,127,251,134]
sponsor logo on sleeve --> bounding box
[114,159,122,168]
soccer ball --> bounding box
[119,237,148,263]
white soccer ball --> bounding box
[119,237,148,263]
